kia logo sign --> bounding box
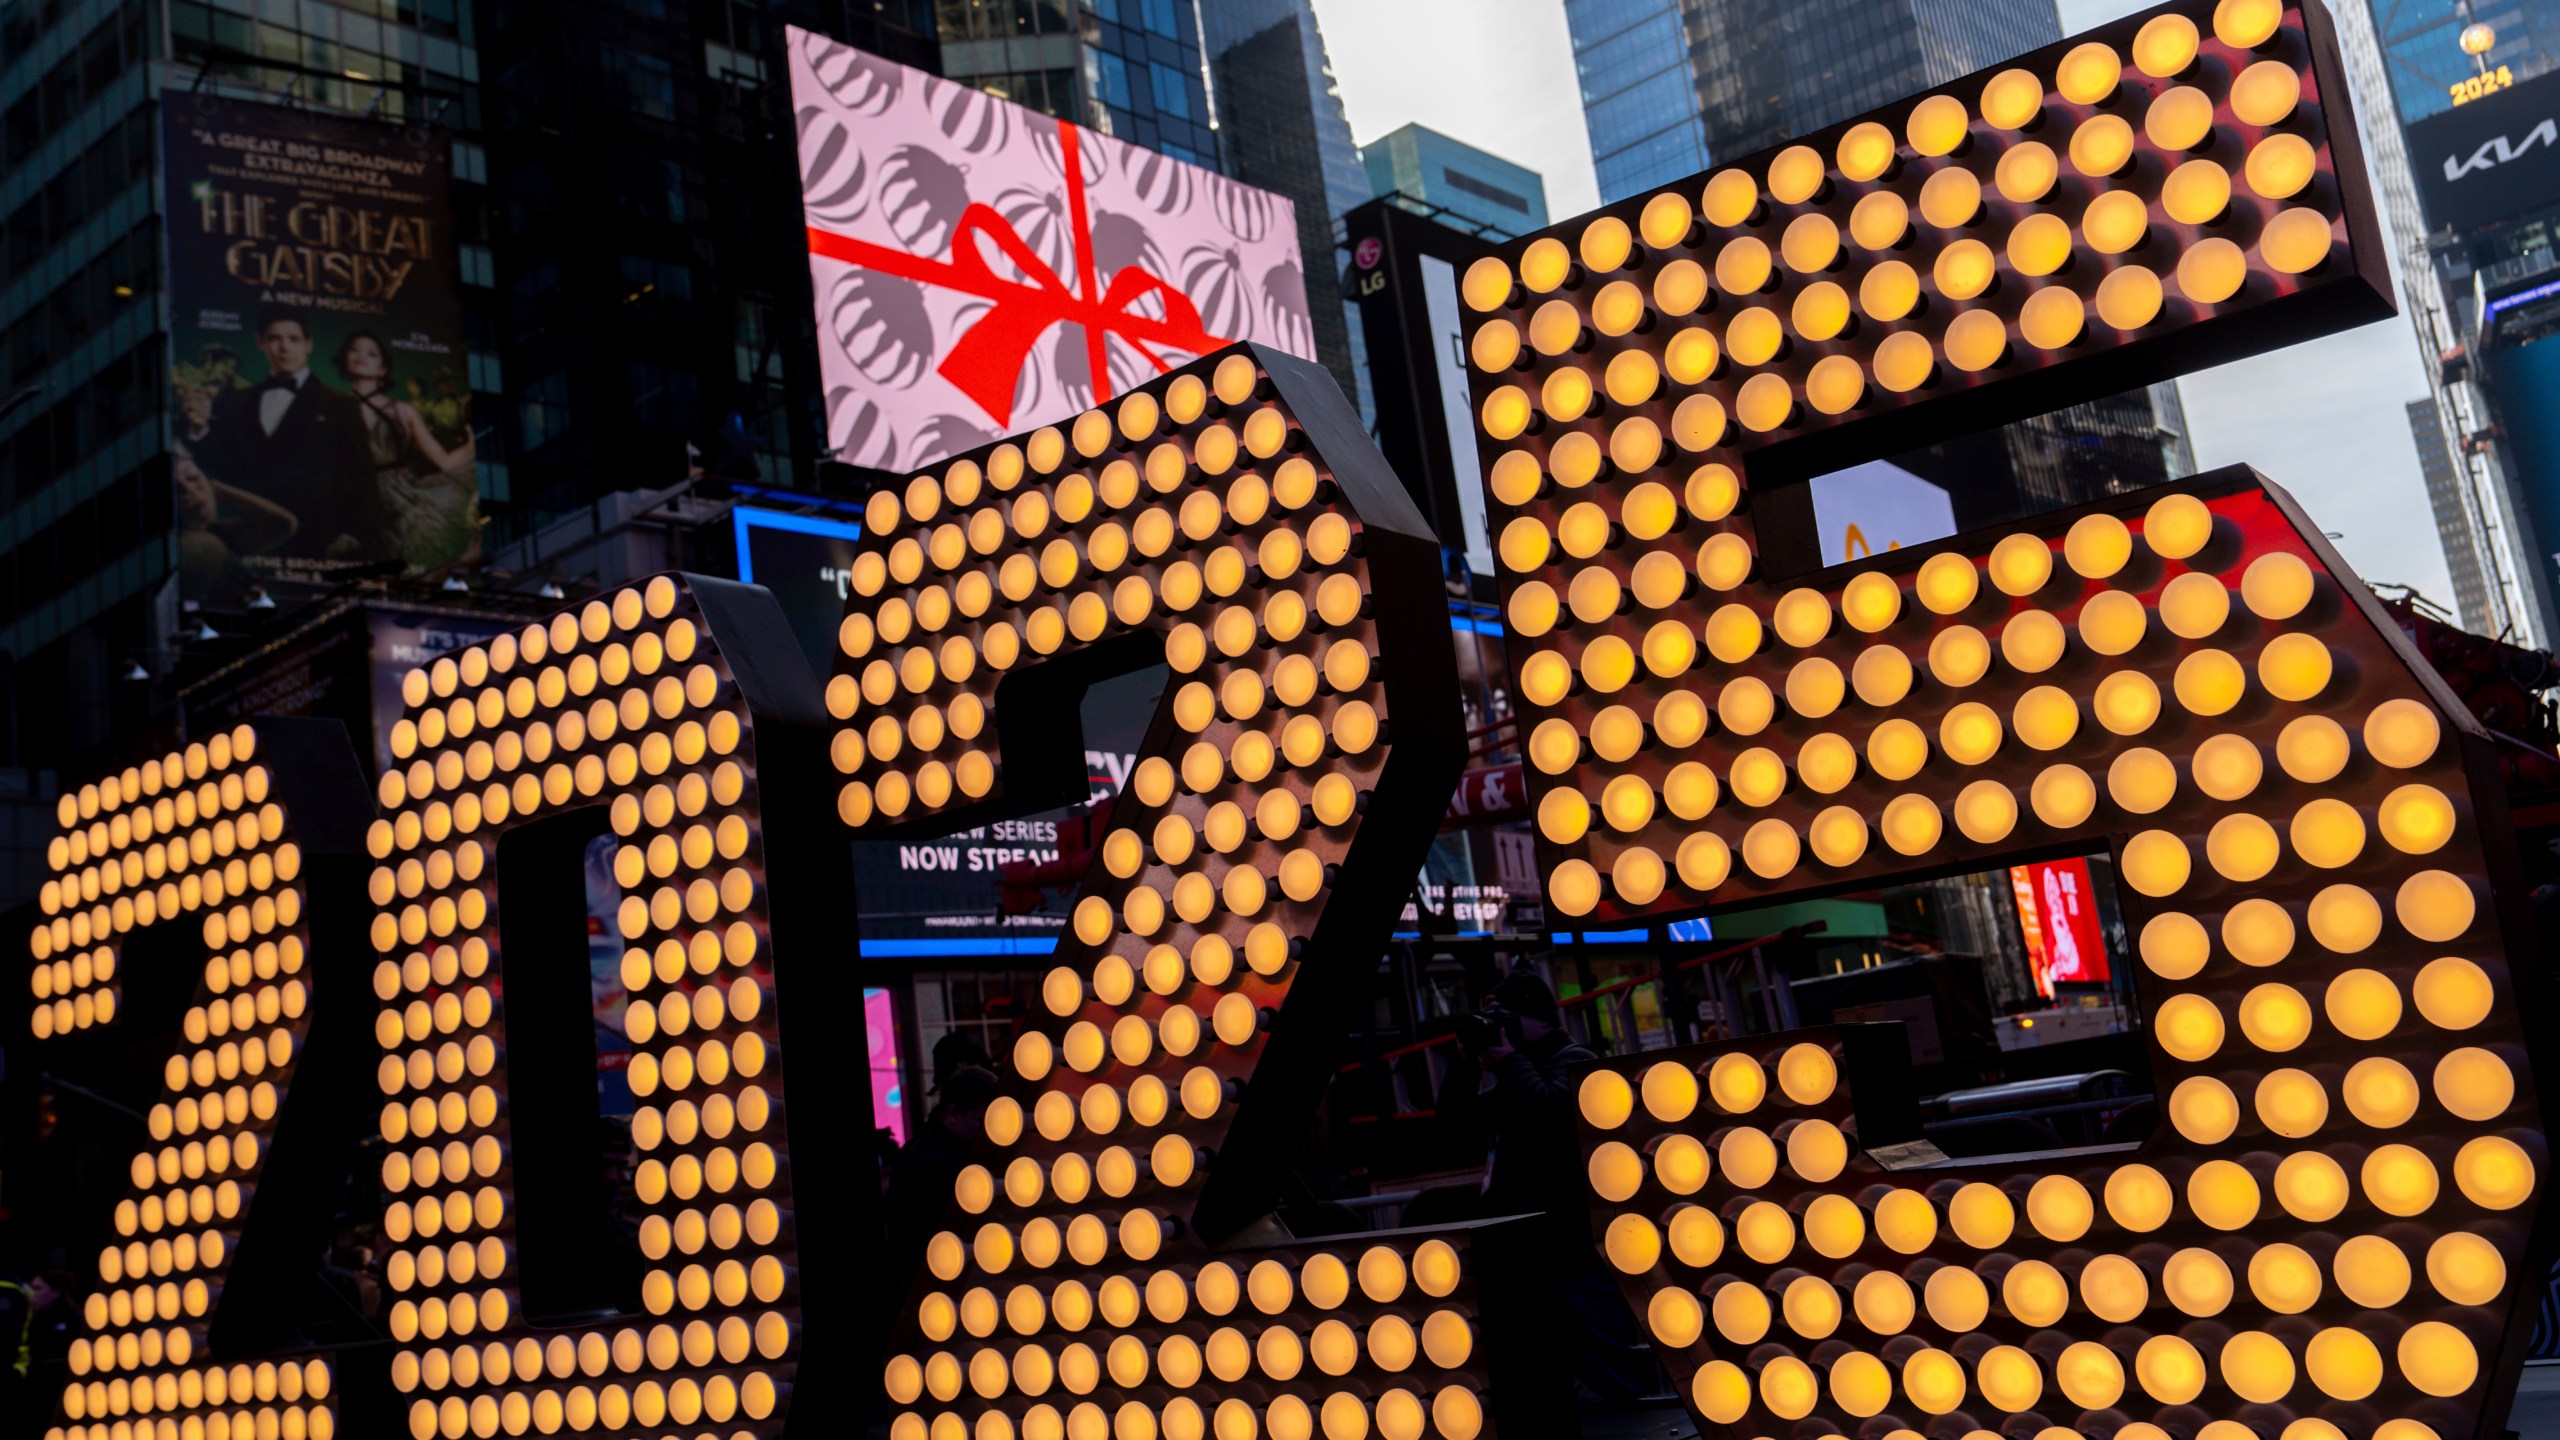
[2411,66,2560,230]
[2444,117,2560,179]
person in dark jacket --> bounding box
[186,304,382,563]
[1450,969,1598,1223]
[880,1063,998,1292]
[1441,968,1648,1405]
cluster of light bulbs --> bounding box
[1581,1010,2526,1433]
[1467,0,2347,444]
[849,356,1503,1440]
[367,578,794,1440]
[29,728,340,1440]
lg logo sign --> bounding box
[2444,116,2559,178]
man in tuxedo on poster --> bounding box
[187,302,381,566]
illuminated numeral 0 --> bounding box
[1464,2,2554,1438]
[363,575,863,1437]
[835,346,1568,1439]
[27,719,379,1440]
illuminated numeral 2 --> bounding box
[835,346,1569,1439]
[27,719,380,1440]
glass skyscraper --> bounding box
[1362,123,1549,238]
[1566,0,1708,203]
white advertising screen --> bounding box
[1806,460,1959,565]
[789,27,1318,472]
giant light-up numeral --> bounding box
[1464,0,2554,1437]
[833,346,1566,1440]
[363,575,861,1439]
[28,719,378,1440]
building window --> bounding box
[515,371,571,451]
[1096,51,1133,110]
[627,363,701,429]
[618,53,677,120]
[613,153,687,222]
[1148,60,1191,121]
[1138,0,1180,38]
[1442,167,1532,214]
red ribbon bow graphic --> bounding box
[805,120,1230,428]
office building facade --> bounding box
[1565,0,1710,202]
[1200,0,1373,410]
[2409,396,2497,626]
[1362,123,1550,237]
[0,0,498,762]
[2349,0,2560,644]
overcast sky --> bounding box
[1310,0,2461,613]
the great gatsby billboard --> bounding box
[788,25,1320,472]
[162,95,479,600]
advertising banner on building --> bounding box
[2009,856,2109,998]
[162,94,478,600]
[787,26,1316,472]
[2409,67,2560,232]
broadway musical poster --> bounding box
[162,95,479,600]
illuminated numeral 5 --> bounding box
[833,346,1568,1440]
[1462,2,2551,1438]
[362,575,861,1438]
[27,719,379,1440]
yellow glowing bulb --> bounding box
[1940,702,2002,765]
[2248,133,2317,199]
[1715,236,1772,297]
[2263,207,2336,274]
[2057,41,2122,103]
[1873,329,1933,391]
[1741,818,1799,878]
[1987,534,2051,596]
[2216,0,2284,47]
[2145,85,2215,150]
[2416,955,2495,1029]
[2178,237,2248,303]
[1461,258,1513,311]
[1934,236,1996,299]
[2120,829,2190,896]
[2140,912,2208,979]
[1917,553,1978,613]
[1995,140,2057,202]
[1931,625,1992,686]
[2097,265,2164,330]
[2019,287,2085,350]
[2134,12,2200,74]
[2401,868,2479,942]
[2007,213,2072,276]
[2164,158,2232,225]
[1919,167,1983,230]
[2107,746,2177,813]
[1955,779,2017,842]
[2070,113,2134,176]
[1781,212,1840,273]
[1906,94,1969,156]
[2001,610,2065,672]
[1641,191,1695,249]
[1980,68,2044,129]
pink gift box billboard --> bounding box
[787,27,1319,473]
